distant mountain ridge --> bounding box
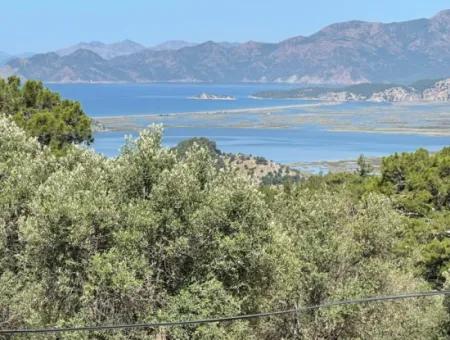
[56,40,198,58]
[56,40,146,59]
[150,40,198,51]
[0,52,11,65]
[0,51,35,66]
[4,9,450,84]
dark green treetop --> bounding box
[0,76,93,153]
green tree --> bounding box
[356,154,374,177]
[0,76,93,153]
[162,278,254,339]
[265,186,447,339]
[173,137,221,160]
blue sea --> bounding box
[48,83,305,117]
[48,83,450,164]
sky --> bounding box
[1,0,450,54]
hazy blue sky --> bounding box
[2,0,449,53]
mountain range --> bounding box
[0,51,35,66]
[150,40,198,51]
[55,40,198,59]
[56,40,147,59]
[3,9,450,84]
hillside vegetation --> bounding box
[172,137,301,185]
[0,82,450,338]
[1,114,449,338]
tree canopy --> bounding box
[0,116,448,339]
[0,76,93,153]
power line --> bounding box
[1,290,449,335]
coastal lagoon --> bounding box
[48,83,450,167]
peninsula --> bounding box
[252,78,450,103]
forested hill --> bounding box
[3,9,450,84]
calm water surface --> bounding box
[48,83,307,117]
[93,126,450,163]
[48,83,450,163]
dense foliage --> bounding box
[0,76,93,153]
[297,148,450,288]
[173,137,222,160]
[1,116,449,339]
[380,148,450,287]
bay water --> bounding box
[48,83,450,164]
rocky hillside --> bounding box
[6,50,133,82]
[254,77,450,102]
[172,137,302,185]
[3,10,450,84]
[229,154,301,185]
[422,79,450,101]
[369,87,421,102]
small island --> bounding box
[189,92,236,101]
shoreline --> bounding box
[93,100,450,137]
[92,101,328,119]
[331,127,450,137]
[252,97,450,105]
[289,157,382,174]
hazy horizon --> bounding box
[2,0,450,54]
